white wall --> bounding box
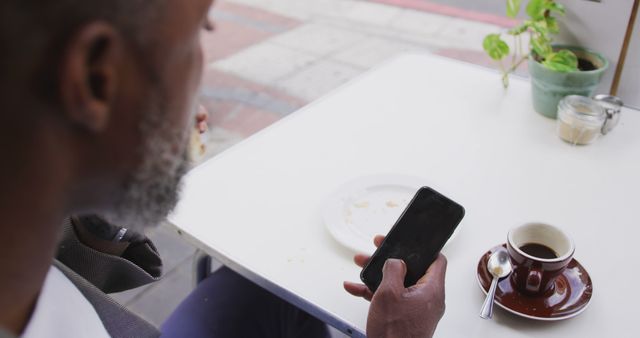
[617,5,639,108]
[555,0,635,95]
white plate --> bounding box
[321,175,419,254]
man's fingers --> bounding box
[343,281,373,301]
[198,121,208,133]
[378,259,407,292]
[354,254,370,268]
[348,236,390,300]
[196,105,209,122]
[353,235,385,268]
[195,105,209,133]
[415,254,447,286]
[373,235,385,248]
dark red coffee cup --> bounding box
[506,223,575,296]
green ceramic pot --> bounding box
[529,46,608,119]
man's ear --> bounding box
[59,22,123,132]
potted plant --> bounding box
[482,0,608,118]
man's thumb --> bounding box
[379,259,407,292]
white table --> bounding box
[169,54,640,337]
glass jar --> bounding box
[556,95,622,145]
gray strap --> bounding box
[53,260,160,338]
[0,328,15,338]
[56,217,162,293]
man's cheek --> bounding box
[185,49,204,132]
[196,42,205,83]
[176,69,200,137]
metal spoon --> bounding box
[479,250,512,319]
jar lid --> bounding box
[558,95,605,126]
[593,94,623,135]
[593,94,624,108]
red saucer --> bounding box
[476,244,593,321]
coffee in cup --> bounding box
[507,223,575,296]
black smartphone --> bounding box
[360,187,465,292]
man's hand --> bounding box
[190,105,209,160]
[195,104,208,134]
[343,235,447,338]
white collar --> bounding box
[21,265,110,338]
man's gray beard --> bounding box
[103,106,192,233]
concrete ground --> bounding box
[386,0,508,16]
[110,0,513,334]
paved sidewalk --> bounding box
[111,0,511,334]
[197,0,506,162]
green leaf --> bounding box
[530,20,549,35]
[531,34,552,58]
[483,34,510,61]
[547,2,565,15]
[542,50,578,72]
[526,0,547,20]
[508,25,528,35]
[545,16,559,34]
[507,0,523,18]
[508,22,529,35]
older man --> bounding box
[0,0,447,337]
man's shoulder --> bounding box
[53,261,160,338]
[21,264,111,338]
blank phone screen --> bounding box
[360,187,465,292]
